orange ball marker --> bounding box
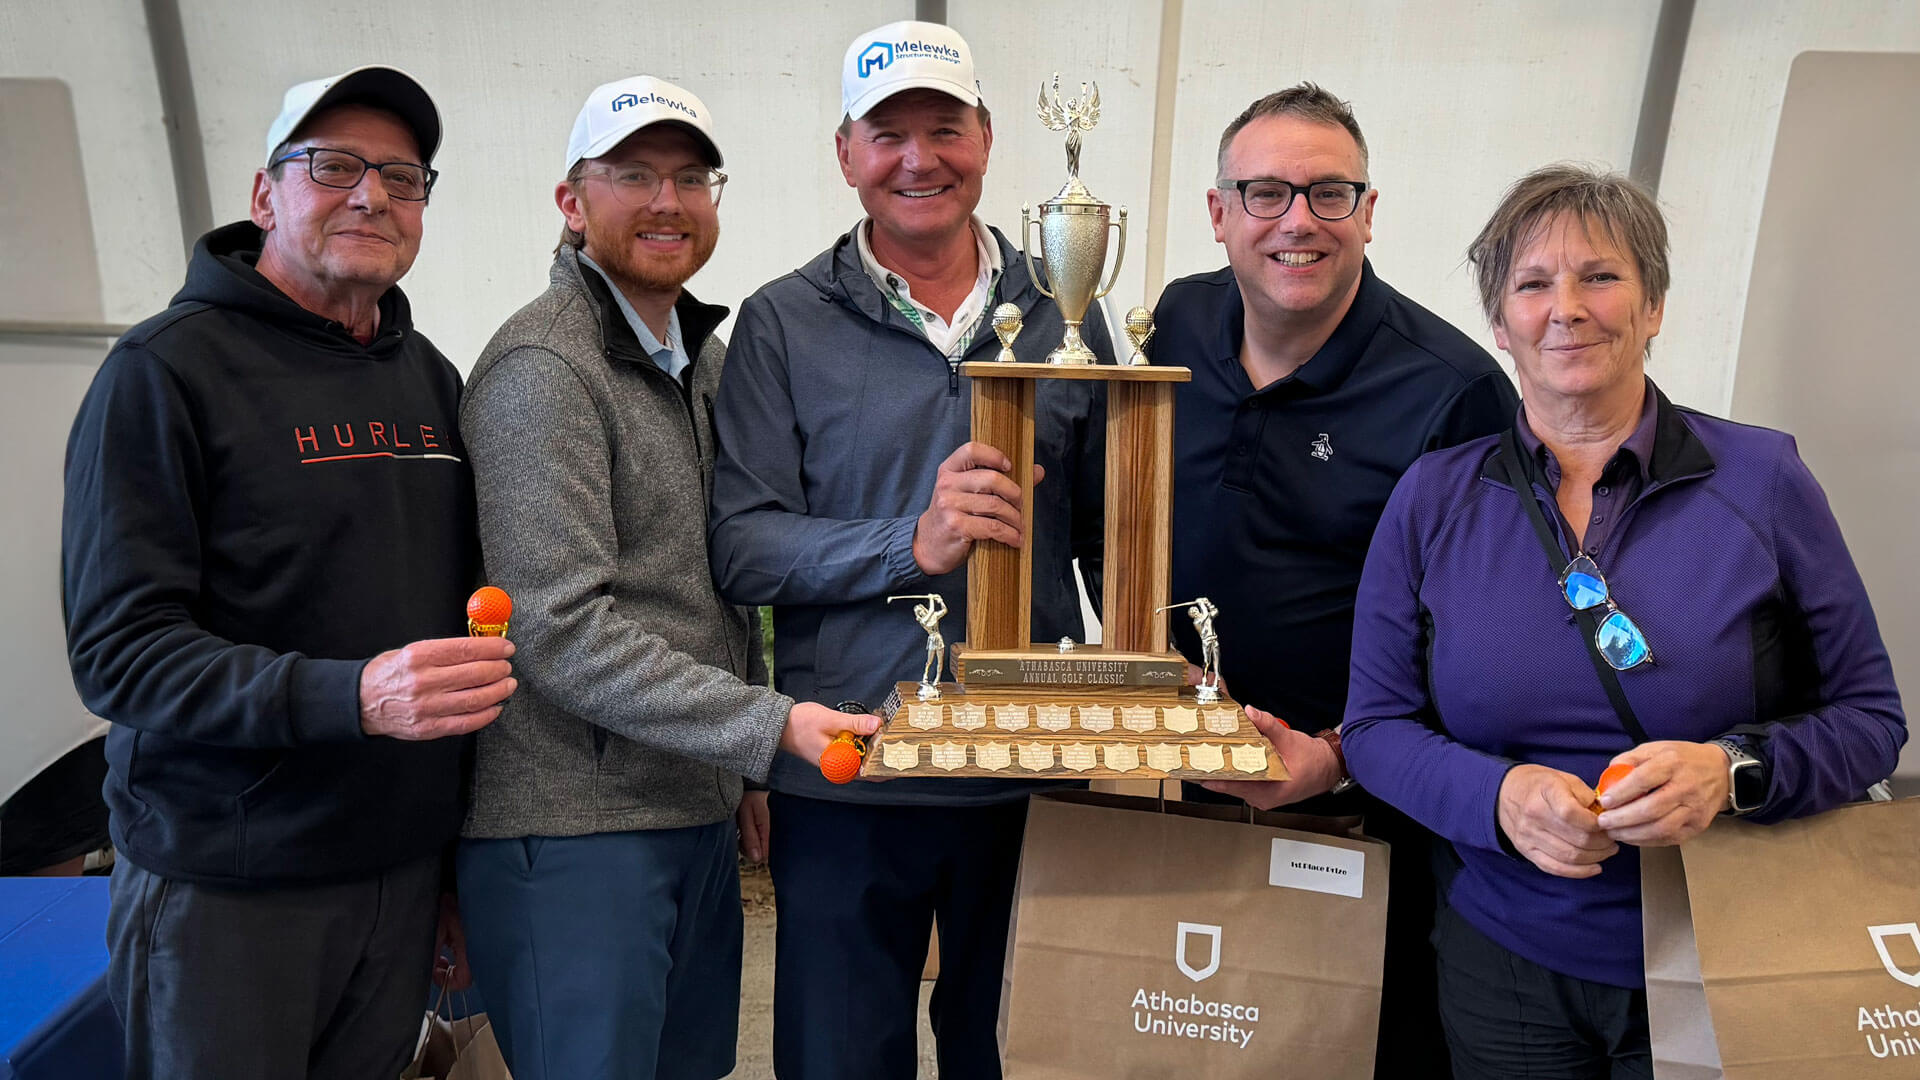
[818,701,877,784]
[467,586,513,637]
[820,732,867,785]
[1591,762,1634,813]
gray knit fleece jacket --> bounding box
[459,246,789,838]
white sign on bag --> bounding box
[1268,838,1365,899]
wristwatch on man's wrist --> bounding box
[1315,725,1358,796]
[1712,737,1766,816]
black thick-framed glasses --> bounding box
[577,164,728,208]
[1218,179,1368,221]
[270,147,438,202]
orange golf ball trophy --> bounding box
[467,586,512,638]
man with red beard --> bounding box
[455,76,872,1080]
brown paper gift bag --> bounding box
[1643,797,1920,1080]
[999,790,1391,1079]
[402,991,513,1080]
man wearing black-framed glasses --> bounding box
[1150,84,1516,1079]
[65,66,515,1079]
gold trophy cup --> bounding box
[1021,75,1127,365]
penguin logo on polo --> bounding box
[1175,921,1222,983]
[1869,923,1920,988]
[858,42,894,78]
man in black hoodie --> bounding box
[61,66,516,1080]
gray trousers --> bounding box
[107,852,441,1080]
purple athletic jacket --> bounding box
[1342,384,1906,987]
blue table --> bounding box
[0,877,119,1080]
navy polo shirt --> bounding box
[1151,260,1516,731]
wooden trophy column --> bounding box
[863,361,1285,782]
[964,363,1185,654]
[965,373,1035,651]
[1100,374,1176,654]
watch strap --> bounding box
[1713,738,1765,815]
[1315,726,1357,795]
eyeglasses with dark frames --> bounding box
[1217,179,1368,221]
[270,147,438,202]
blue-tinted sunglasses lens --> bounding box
[1563,568,1609,610]
[1596,609,1652,669]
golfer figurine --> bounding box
[1157,597,1222,702]
[888,593,949,700]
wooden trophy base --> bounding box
[863,673,1288,781]
[873,360,1268,781]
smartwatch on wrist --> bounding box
[1712,737,1766,816]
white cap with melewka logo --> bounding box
[264,65,441,165]
[840,20,981,122]
[565,75,723,172]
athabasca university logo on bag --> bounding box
[1176,921,1221,982]
[1857,923,1920,1060]
[1870,923,1920,988]
[1125,921,1262,1050]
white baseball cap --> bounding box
[565,75,722,173]
[840,20,981,122]
[264,65,440,165]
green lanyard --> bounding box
[883,272,1002,360]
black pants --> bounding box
[1432,902,1652,1080]
[107,852,441,1080]
[768,792,1029,1080]
[1184,782,1449,1079]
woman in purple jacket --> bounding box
[1337,164,1906,1079]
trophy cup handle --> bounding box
[1022,204,1056,300]
[1093,206,1128,301]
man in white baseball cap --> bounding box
[70,63,517,1079]
[709,19,1114,1079]
[839,18,980,121]
[456,74,871,1080]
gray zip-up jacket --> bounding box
[460,246,789,838]
[708,222,1109,806]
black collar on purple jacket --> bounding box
[1483,380,1716,492]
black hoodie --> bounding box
[62,221,478,887]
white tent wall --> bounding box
[1659,2,1920,414]
[3,1,1917,798]
[177,0,912,376]
[0,1,185,322]
[1,0,182,801]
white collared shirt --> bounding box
[577,251,691,384]
[856,216,1002,358]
